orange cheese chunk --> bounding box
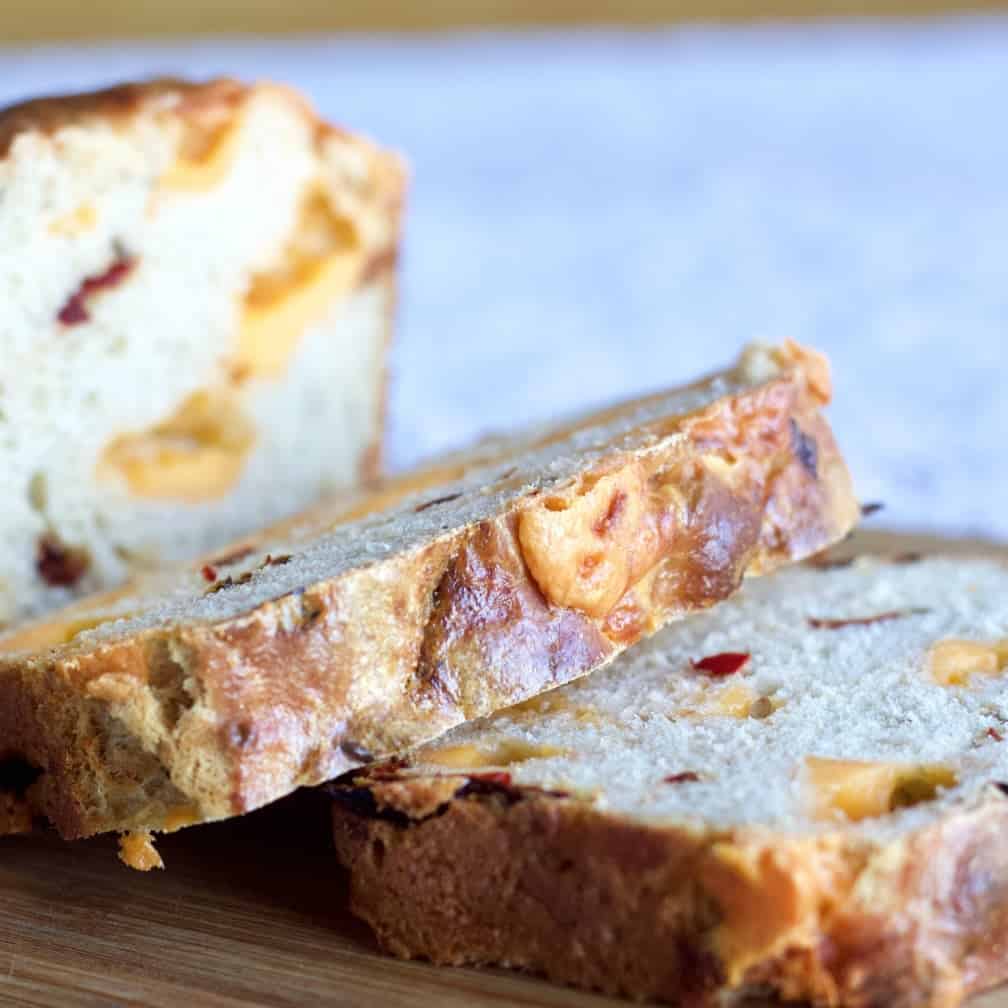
[507,690,602,726]
[805,756,956,822]
[234,189,363,381]
[677,683,780,721]
[160,114,243,192]
[711,683,756,718]
[928,638,1008,686]
[99,389,255,502]
[420,739,568,770]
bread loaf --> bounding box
[0,78,403,625]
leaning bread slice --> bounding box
[0,77,403,625]
[0,342,855,844]
[332,555,1008,1008]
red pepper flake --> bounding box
[57,255,137,326]
[365,758,411,781]
[414,492,463,513]
[467,771,513,787]
[808,608,929,630]
[263,553,292,567]
[200,564,218,583]
[664,771,700,784]
[36,534,90,588]
[988,727,1004,742]
[691,652,750,677]
[204,569,254,595]
[57,296,90,326]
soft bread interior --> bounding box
[0,83,397,624]
[406,556,1008,841]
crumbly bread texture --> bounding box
[0,341,856,842]
[0,78,403,625]
[332,556,1008,1008]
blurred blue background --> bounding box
[3,20,1005,538]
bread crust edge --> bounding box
[331,777,1008,1007]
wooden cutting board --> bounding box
[2,530,1006,1008]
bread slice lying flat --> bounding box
[332,555,1008,1008]
[0,78,403,625]
[0,341,855,844]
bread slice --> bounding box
[332,554,1008,1007]
[0,341,856,844]
[0,78,403,626]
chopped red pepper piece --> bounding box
[664,771,700,784]
[57,255,137,326]
[35,534,90,587]
[691,652,750,677]
[467,771,513,787]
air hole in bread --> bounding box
[145,640,197,731]
[0,756,42,797]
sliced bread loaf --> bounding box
[0,342,856,843]
[332,554,1008,1008]
[0,78,403,625]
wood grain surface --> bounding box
[1,529,1006,1008]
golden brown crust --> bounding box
[0,76,405,210]
[0,350,857,840]
[331,778,1008,1007]
[0,77,247,157]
